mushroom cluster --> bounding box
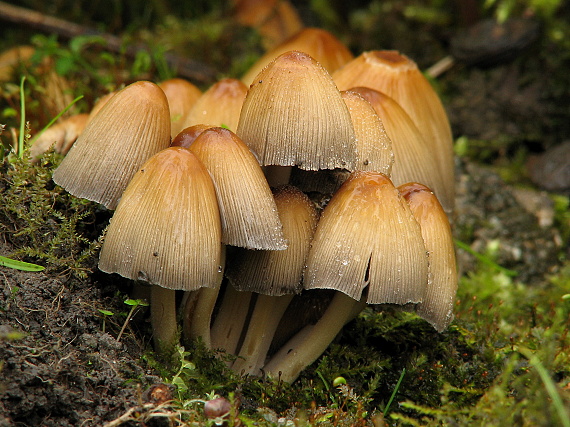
[51,28,458,383]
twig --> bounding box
[0,1,217,85]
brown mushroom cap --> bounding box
[304,170,428,305]
[189,127,287,250]
[237,50,357,172]
[241,27,354,86]
[180,78,247,132]
[158,78,202,137]
[52,81,171,209]
[399,182,458,331]
[99,146,223,291]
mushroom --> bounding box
[333,51,455,213]
[225,185,318,375]
[399,182,458,332]
[263,171,429,382]
[237,51,357,179]
[241,27,354,86]
[29,113,89,160]
[52,81,171,209]
[188,127,286,250]
[158,78,202,137]
[98,146,223,352]
[180,78,247,132]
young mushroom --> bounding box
[98,146,223,353]
[52,81,171,209]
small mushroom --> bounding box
[98,146,223,352]
[399,182,458,332]
[188,127,287,250]
[29,113,89,160]
[52,81,171,209]
[263,171,429,382]
[237,51,357,173]
[158,78,202,137]
[226,185,318,375]
[241,27,354,86]
[180,78,247,132]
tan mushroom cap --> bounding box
[241,27,354,86]
[340,90,393,175]
[226,185,318,295]
[30,113,89,160]
[52,81,171,209]
[304,171,428,305]
[237,50,357,172]
[158,78,202,137]
[399,182,458,332]
[99,146,223,291]
[333,51,455,212]
[180,78,247,132]
[351,87,450,213]
[189,127,287,250]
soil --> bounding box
[0,8,568,427]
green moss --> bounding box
[0,152,105,277]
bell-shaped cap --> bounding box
[399,183,457,332]
[237,51,357,172]
[226,185,318,295]
[158,78,202,137]
[242,28,354,86]
[52,81,171,209]
[341,90,393,175]
[304,171,428,305]
[99,147,223,291]
[189,127,286,250]
[351,87,451,213]
[180,78,247,132]
[333,51,455,212]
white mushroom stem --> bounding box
[150,285,178,354]
[231,294,294,376]
[263,291,366,383]
[182,287,220,349]
[210,286,253,356]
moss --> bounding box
[0,152,106,277]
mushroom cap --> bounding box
[180,78,247,132]
[237,50,357,172]
[351,87,451,213]
[399,182,458,332]
[171,124,213,149]
[340,90,393,176]
[30,113,89,159]
[241,27,354,86]
[304,170,428,305]
[333,51,455,212]
[52,81,171,209]
[99,146,223,291]
[226,185,318,295]
[188,127,287,250]
[158,78,202,137]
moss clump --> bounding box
[0,152,106,277]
